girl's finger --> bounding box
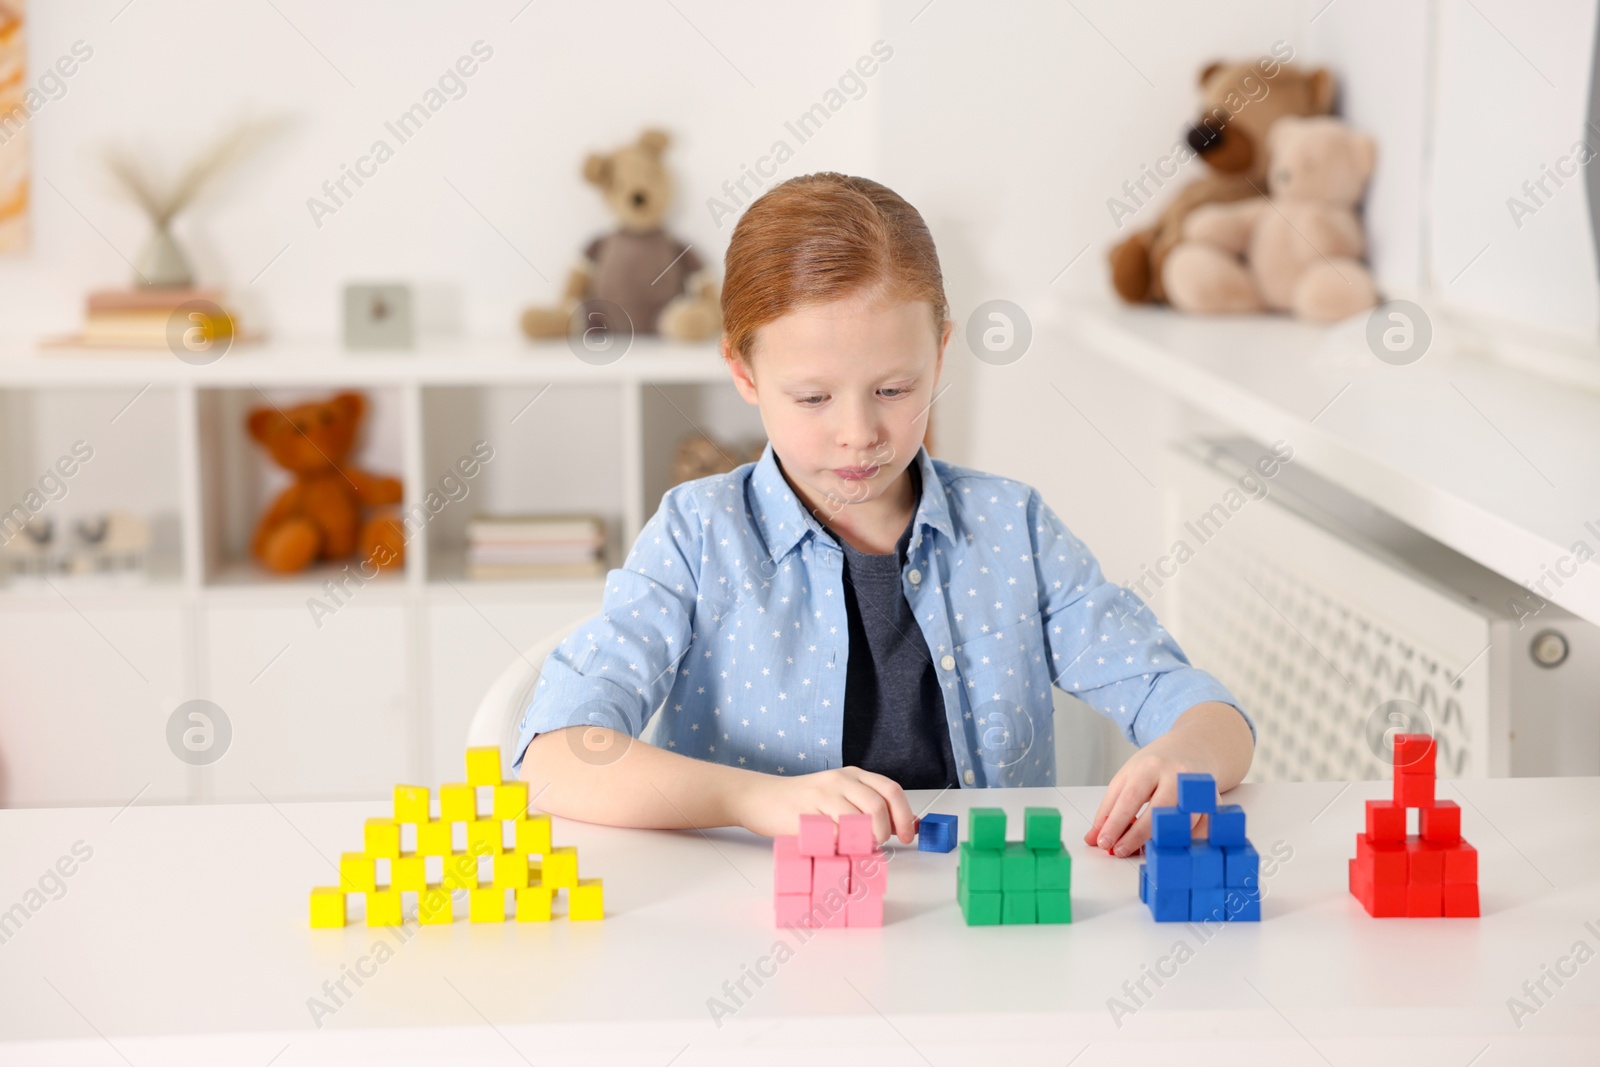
[1096,769,1158,851]
[1111,776,1180,857]
[1085,768,1127,845]
[853,770,918,842]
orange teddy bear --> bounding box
[247,391,406,574]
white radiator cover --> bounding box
[1161,438,1599,782]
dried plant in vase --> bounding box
[102,117,280,288]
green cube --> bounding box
[968,807,1007,851]
[1034,846,1072,890]
[1001,842,1036,891]
[958,878,1002,925]
[959,841,1002,891]
[1024,807,1062,851]
[1001,891,1036,924]
[1037,889,1073,924]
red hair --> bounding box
[721,173,948,371]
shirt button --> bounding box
[908,568,922,584]
[940,655,955,670]
[963,769,975,786]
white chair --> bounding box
[468,613,667,777]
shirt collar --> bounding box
[748,441,955,563]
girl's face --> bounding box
[726,291,951,524]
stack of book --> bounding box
[46,287,240,349]
[464,514,607,580]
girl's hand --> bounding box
[733,766,918,846]
[1084,701,1254,857]
[1083,733,1202,857]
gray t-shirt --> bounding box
[825,464,960,789]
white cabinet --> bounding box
[0,337,731,806]
[0,599,190,807]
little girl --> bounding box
[516,172,1254,858]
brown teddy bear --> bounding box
[247,391,406,574]
[521,128,721,342]
[1163,116,1378,322]
[1106,54,1336,305]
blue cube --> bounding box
[917,813,958,853]
[1190,888,1228,923]
[1150,806,1190,848]
[1224,842,1259,888]
[1151,886,1188,922]
[1138,862,1148,904]
[1145,845,1191,890]
[1189,843,1224,889]
[1209,804,1247,847]
[1225,882,1261,921]
[1175,773,1217,814]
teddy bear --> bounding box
[1106,55,1336,305]
[521,128,721,342]
[1162,115,1379,322]
[247,391,406,574]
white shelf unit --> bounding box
[0,336,749,807]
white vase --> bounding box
[135,224,194,288]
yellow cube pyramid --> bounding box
[308,745,603,927]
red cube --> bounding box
[1393,733,1436,773]
[1443,882,1480,917]
[836,813,876,856]
[1395,771,1436,808]
[1443,841,1478,884]
[1371,880,1407,917]
[1365,799,1406,843]
[1406,837,1445,883]
[775,892,813,928]
[846,893,883,927]
[1420,800,1461,845]
[1405,881,1443,917]
[1356,833,1407,885]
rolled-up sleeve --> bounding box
[1028,490,1254,748]
[510,488,702,772]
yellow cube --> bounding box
[466,819,503,857]
[493,782,528,822]
[514,815,552,856]
[366,888,403,926]
[364,818,400,859]
[569,878,604,921]
[442,853,479,890]
[543,846,578,889]
[515,885,552,922]
[492,853,529,889]
[339,852,376,893]
[418,887,454,925]
[465,746,502,786]
[392,855,427,892]
[439,783,475,823]
[393,785,430,823]
[469,887,505,923]
[416,820,452,857]
[310,886,346,928]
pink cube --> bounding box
[813,854,851,899]
[818,891,851,927]
[773,835,814,895]
[775,892,813,928]
[797,814,837,857]
[836,813,875,855]
[850,851,888,896]
[847,893,883,927]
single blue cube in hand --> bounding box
[1210,804,1247,847]
[1150,805,1190,848]
[1176,772,1217,814]
[917,812,958,853]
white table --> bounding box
[2,779,1596,1065]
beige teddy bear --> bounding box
[1162,115,1379,322]
[521,128,721,341]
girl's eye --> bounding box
[797,395,826,406]
[880,387,908,399]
